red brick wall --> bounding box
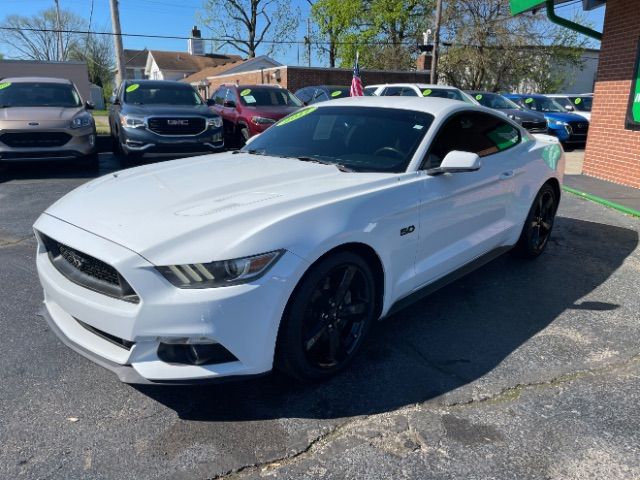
[583,0,640,188]
[206,66,432,95]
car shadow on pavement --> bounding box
[137,215,638,421]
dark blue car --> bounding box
[503,93,589,146]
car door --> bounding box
[412,111,522,288]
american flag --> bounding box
[350,52,363,97]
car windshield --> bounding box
[568,96,592,111]
[422,88,464,101]
[239,88,303,107]
[326,87,351,99]
[124,83,203,106]
[0,82,82,108]
[474,93,520,110]
[241,106,434,173]
[521,96,566,113]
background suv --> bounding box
[109,80,223,162]
[0,76,97,168]
[504,93,589,146]
[546,94,592,121]
[209,84,302,145]
[466,91,548,134]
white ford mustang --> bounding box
[34,96,564,384]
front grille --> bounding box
[40,233,139,303]
[521,121,548,133]
[568,121,589,135]
[0,132,71,148]
[147,117,206,136]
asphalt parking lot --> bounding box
[1,152,639,480]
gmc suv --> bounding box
[109,80,224,162]
[208,84,302,146]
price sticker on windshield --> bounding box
[475,94,483,100]
[331,91,342,97]
[422,89,432,96]
[240,89,252,96]
[126,84,140,93]
[525,97,534,104]
[574,98,582,105]
[0,82,11,90]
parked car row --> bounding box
[0,75,593,168]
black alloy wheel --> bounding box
[515,184,557,258]
[276,252,377,381]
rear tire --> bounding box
[275,252,377,382]
[238,126,250,147]
[514,183,558,258]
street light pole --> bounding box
[430,0,443,84]
[54,0,63,61]
[109,0,125,87]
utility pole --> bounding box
[54,0,63,61]
[307,18,312,67]
[109,0,125,86]
[430,0,443,84]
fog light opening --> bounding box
[157,341,239,366]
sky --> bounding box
[0,0,606,67]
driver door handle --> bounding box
[499,170,514,180]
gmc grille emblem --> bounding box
[167,119,189,126]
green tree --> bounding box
[199,0,300,57]
[437,0,590,91]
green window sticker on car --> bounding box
[574,97,582,105]
[487,124,519,151]
[475,94,483,100]
[126,84,140,93]
[0,82,11,90]
[331,91,342,97]
[276,107,317,127]
[240,89,251,96]
[422,89,432,96]
[524,97,534,104]
[542,143,562,170]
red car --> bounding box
[208,84,302,146]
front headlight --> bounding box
[119,114,145,128]
[70,113,93,129]
[207,116,223,128]
[547,118,567,127]
[157,250,283,288]
[251,116,276,125]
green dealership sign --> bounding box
[626,37,640,130]
[509,0,545,14]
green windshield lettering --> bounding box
[0,82,12,90]
[276,107,317,126]
[331,91,342,97]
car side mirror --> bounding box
[223,100,236,108]
[206,98,216,106]
[110,96,120,105]
[85,101,95,110]
[427,151,481,175]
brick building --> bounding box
[581,0,640,188]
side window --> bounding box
[422,112,520,169]
[225,88,238,105]
[213,88,226,105]
[401,87,418,97]
[314,90,329,102]
[382,86,403,96]
[296,88,311,104]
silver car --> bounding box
[0,77,98,168]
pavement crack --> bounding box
[439,353,640,409]
[0,235,33,248]
[207,417,364,479]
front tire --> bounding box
[275,252,377,381]
[514,183,558,258]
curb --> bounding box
[562,185,640,218]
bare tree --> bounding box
[199,0,300,57]
[1,8,85,61]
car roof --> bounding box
[370,83,461,90]
[506,93,548,98]
[1,76,73,84]
[224,84,284,90]
[465,90,500,95]
[123,79,192,87]
[311,95,480,117]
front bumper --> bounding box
[34,213,307,384]
[0,127,96,162]
[120,126,224,155]
[548,125,587,144]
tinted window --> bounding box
[363,86,377,96]
[238,88,302,107]
[314,90,329,102]
[295,88,312,104]
[472,93,520,110]
[568,96,592,111]
[242,106,434,173]
[0,82,82,108]
[382,86,417,97]
[213,88,227,105]
[520,96,565,113]
[421,88,464,101]
[424,112,520,169]
[124,83,203,106]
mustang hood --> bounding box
[43,153,395,264]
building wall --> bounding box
[207,66,432,94]
[583,0,640,188]
[0,60,91,101]
[558,50,599,93]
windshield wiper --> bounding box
[294,156,353,172]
